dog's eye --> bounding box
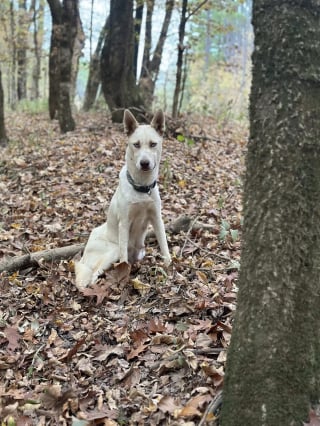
[133,142,141,148]
[150,142,157,148]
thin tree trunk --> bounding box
[221,2,320,425]
[82,16,109,111]
[0,69,8,147]
[17,0,28,101]
[9,0,17,110]
[139,0,154,81]
[70,12,85,104]
[172,0,187,118]
[133,0,144,79]
[31,0,45,100]
[48,0,62,119]
[139,0,173,110]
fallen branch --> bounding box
[0,244,84,274]
[0,215,215,274]
[198,390,223,426]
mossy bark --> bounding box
[221,2,320,425]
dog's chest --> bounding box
[128,199,155,227]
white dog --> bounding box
[75,109,171,289]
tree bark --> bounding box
[172,0,187,118]
[221,2,320,425]
[133,0,144,79]
[0,69,8,147]
[139,0,174,110]
[82,16,109,111]
[17,0,28,101]
[9,0,17,110]
[48,0,62,119]
[70,11,85,104]
[30,0,45,100]
[100,0,145,122]
[47,0,80,132]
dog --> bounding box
[75,109,171,289]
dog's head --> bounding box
[124,110,165,174]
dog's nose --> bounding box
[140,159,150,170]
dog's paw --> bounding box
[75,261,94,290]
[163,255,172,267]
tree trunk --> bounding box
[133,0,144,79]
[172,0,187,118]
[48,0,62,119]
[58,0,78,132]
[139,0,154,81]
[9,0,17,110]
[221,2,320,425]
[0,69,8,147]
[17,0,28,101]
[82,16,109,111]
[70,12,85,104]
[30,0,45,100]
[139,0,174,110]
[100,0,145,122]
[47,0,80,132]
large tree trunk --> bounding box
[100,0,145,123]
[221,2,320,425]
[0,69,8,147]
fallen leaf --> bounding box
[132,277,151,295]
[4,326,20,352]
[158,395,179,414]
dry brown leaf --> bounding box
[4,326,20,352]
[158,395,180,414]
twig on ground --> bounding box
[198,390,223,426]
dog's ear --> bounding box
[151,110,165,136]
[124,109,139,136]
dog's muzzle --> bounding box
[140,159,151,171]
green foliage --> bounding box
[176,0,252,122]
[15,99,48,114]
[187,59,250,123]
[219,219,239,243]
[176,133,195,147]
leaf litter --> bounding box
[0,111,246,425]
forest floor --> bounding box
[0,111,247,425]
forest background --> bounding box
[0,0,252,125]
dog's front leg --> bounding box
[118,218,130,263]
[151,214,171,266]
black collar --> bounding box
[126,170,157,195]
